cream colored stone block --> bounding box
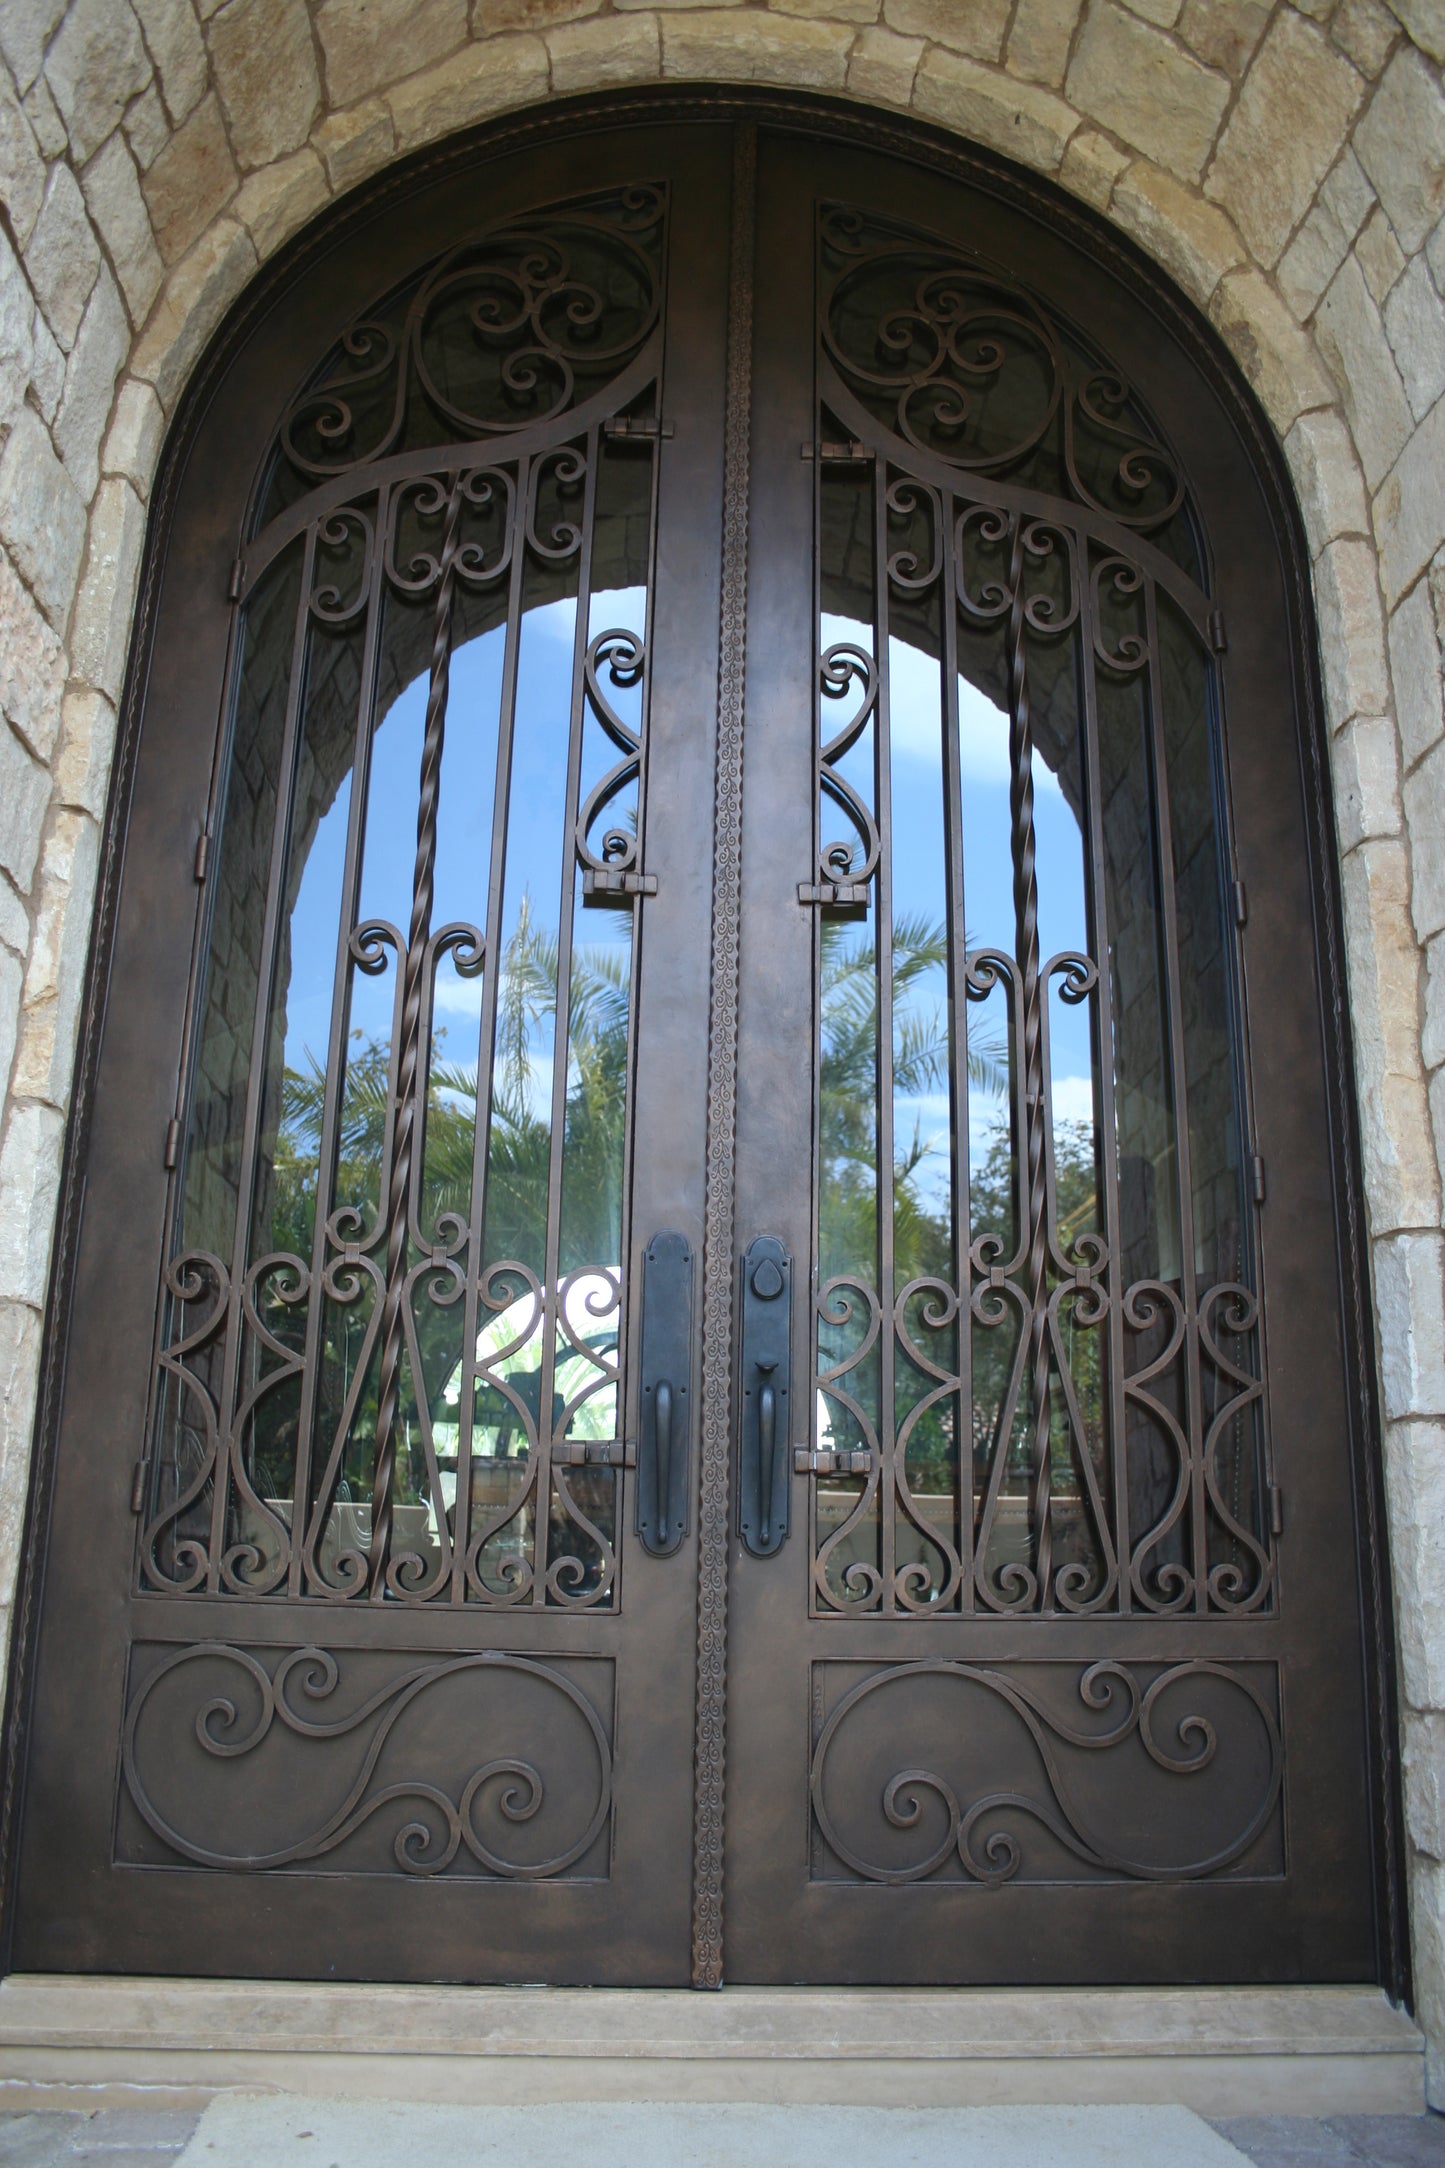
[1060,128,1129,208]
[1406,1710,1445,1858]
[386,35,549,151]
[313,102,397,195]
[68,479,147,704]
[883,0,1009,61]
[210,0,322,169]
[1064,0,1229,183]
[43,0,152,163]
[123,79,170,168]
[0,1102,64,1309]
[847,25,923,106]
[0,556,64,768]
[234,147,329,259]
[1390,573,1445,769]
[131,0,209,127]
[0,951,21,1118]
[1206,267,1335,434]
[1120,0,1181,28]
[1204,11,1365,268]
[913,48,1075,175]
[1334,0,1401,77]
[0,231,32,436]
[56,267,130,503]
[0,77,46,250]
[0,1309,40,1566]
[318,0,467,109]
[1386,1420,1445,1709]
[129,217,258,409]
[1334,711,1403,852]
[22,75,67,161]
[142,93,239,264]
[1339,833,1441,1231]
[27,307,63,426]
[1385,256,1445,422]
[660,10,852,87]
[479,0,603,24]
[1374,1226,1445,1418]
[1315,534,1392,726]
[1383,0,1445,64]
[549,13,660,92]
[773,0,876,21]
[12,813,100,1110]
[1357,203,1407,304]
[1277,199,1353,322]
[24,164,101,351]
[0,880,30,961]
[1111,159,1244,306]
[0,409,87,635]
[102,380,165,498]
[1375,393,1445,608]
[0,0,66,97]
[81,134,164,328]
[1406,733,1445,939]
[0,720,50,898]
[1316,254,1414,490]
[1006,0,1080,86]
[1177,0,1269,81]
[1425,927,1445,1068]
[53,687,119,823]
[1356,46,1445,255]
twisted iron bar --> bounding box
[1005,515,1052,1605]
[369,476,463,1600]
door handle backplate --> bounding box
[635,1231,693,1557]
[739,1235,792,1558]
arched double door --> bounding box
[11,104,1388,1989]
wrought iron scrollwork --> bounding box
[123,1643,612,1877]
[810,1659,1282,1883]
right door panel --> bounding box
[723,127,1377,1986]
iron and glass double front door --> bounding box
[10,109,1383,1989]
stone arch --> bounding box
[2,0,1444,2087]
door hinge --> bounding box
[163,1117,182,1169]
[1208,607,1227,654]
[801,439,874,463]
[228,555,245,602]
[551,1438,636,1468]
[1269,1483,1284,1538]
[603,416,673,442]
[795,1446,872,1477]
[130,1459,148,1514]
[583,867,657,902]
[1233,877,1247,928]
[799,879,870,908]
[194,827,211,882]
[1251,1153,1267,1206]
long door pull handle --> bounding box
[739,1236,791,1558]
[636,1233,692,1558]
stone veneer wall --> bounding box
[0,0,1443,2083]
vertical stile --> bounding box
[940,491,974,1614]
[1141,576,1207,1612]
[291,484,390,1597]
[1075,538,1131,1613]
[207,525,318,1594]
[873,460,897,1613]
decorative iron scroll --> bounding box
[810,1659,1282,1884]
[819,203,1189,546]
[805,368,1269,1617]
[148,403,659,1606]
[121,1643,612,1877]
[270,185,665,500]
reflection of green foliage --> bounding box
[258,893,631,1502]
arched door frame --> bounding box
[0,84,1407,2002]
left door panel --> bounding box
[13,119,733,1986]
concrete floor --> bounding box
[0,2103,1438,2168]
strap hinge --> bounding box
[551,1439,636,1468]
[1233,877,1247,928]
[130,1459,148,1514]
[802,439,874,463]
[795,1446,872,1476]
[799,880,869,908]
[1252,1153,1267,1206]
[1269,1483,1284,1538]
[194,827,211,882]
[1208,607,1227,654]
[228,555,245,602]
[163,1117,182,1169]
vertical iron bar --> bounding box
[1004,516,1052,1609]
[207,526,316,1593]
[369,477,463,1600]
[692,120,755,1992]
[291,485,390,1597]
[873,463,897,1613]
[940,493,973,1613]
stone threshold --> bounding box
[0,1977,1423,2116]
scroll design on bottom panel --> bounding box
[810,1659,1281,1884]
[121,1642,612,1878]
